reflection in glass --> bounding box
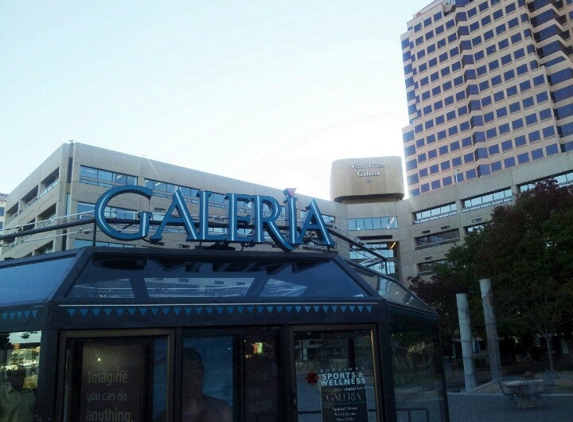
[181,347,232,422]
[182,332,281,422]
[391,323,446,422]
[66,255,372,300]
[0,331,41,421]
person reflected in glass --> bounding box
[0,366,36,422]
[181,348,232,422]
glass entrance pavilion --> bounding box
[0,247,448,422]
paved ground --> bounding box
[448,393,573,422]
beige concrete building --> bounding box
[0,143,349,258]
[2,142,572,285]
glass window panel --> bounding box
[294,329,378,422]
[390,321,446,422]
[0,331,42,420]
[0,257,75,304]
[63,335,168,422]
[80,166,98,178]
[97,170,113,182]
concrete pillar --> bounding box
[480,278,503,380]
[456,293,476,391]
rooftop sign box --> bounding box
[95,185,335,252]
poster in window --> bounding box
[79,342,144,422]
[320,368,368,422]
[244,338,280,422]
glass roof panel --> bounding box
[67,278,135,299]
[349,262,432,312]
[63,252,373,301]
[377,279,430,311]
[145,277,254,298]
[0,256,75,305]
[260,261,367,298]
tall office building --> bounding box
[401,0,573,197]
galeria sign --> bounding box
[95,185,335,252]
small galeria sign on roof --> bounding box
[95,186,335,252]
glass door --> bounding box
[293,328,379,422]
[182,328,283,422]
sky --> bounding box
[0,0,430,200]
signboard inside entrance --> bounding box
[320,368,368,422]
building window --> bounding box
[519,171,573,192]
[531,148,544,160]
[522,96,534,108]
[498,39,509,50]
[515,135,527,147]
[477,164,490,176]
[525,113,538,125]
[533,75,545,86]
[496,107,508,118]
[512,118,524,130]
[499,123,510,135]
[491,161,502,172]
[417,259,449,275]
[548,68,573,85]
[462,188,512,212]
[546,144,559,155]
[144,179,201,204]
[486,128,497,139]
[489,144,500,155]
[511,32,522,44]
[529,131,541,142]
[348,216,398,231]
[543,126,556,137]
[79,166,137,188]
[77,201,138,221]
[517,152,530,164]
[415,229,460,249]
[519,80,531,92]
[504,156,516,168]
[413,203,457,224]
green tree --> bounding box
[410,180,573,372]
[475,180,573,371]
